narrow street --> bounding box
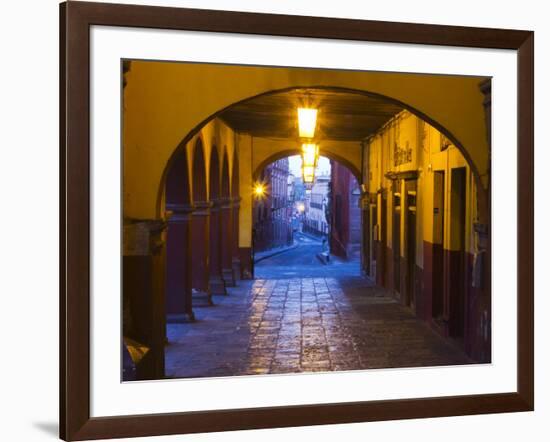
[165,274,471,379]
[254,232,360,279]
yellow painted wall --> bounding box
[123,61,489,221]
[365,111,479,270]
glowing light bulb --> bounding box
[297,108,318,138]
[302,165,315,184]
[301,143,319,168]
[254,183,266,197]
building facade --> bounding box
[330,162,361,260]
[253,158,293,252]
[362,110,490,362]
[303,172,330,236]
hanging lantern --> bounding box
[301,143,319,168]
[301,142,319,185]
[302,165,315,184]
[297,108,318,138]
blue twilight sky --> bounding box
[288,155,331,178]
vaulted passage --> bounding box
[122,61,492,381]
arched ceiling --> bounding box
[123,61,489,219]
[220,88,403,141]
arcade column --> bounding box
[220,197,236,287]
[209,199,227,295]
[122,219,167,380]
[231,197,241,281]
[165,204,195,322]
[191,201,213,305]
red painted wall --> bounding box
[330,161,360,260]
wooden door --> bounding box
[449,167,467,339]
[392,181,401,295]
[432,171,445,320]
[405,181,417,307]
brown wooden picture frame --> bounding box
[60,1,534,440]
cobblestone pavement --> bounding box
[165,276,471,379]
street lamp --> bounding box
[254,182,266,198]
[301,143,319,185]
[297,104,319,185]
[297,107,318,138]
[301,143,319,167]
[302,165,315,184]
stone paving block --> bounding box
[165,277,472,379]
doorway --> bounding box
[392,181,401,297]
[449,167,467,339]
[362,202,370,275]
[405,181,417,308]
[377,192,387,287]
[432,171,445,321]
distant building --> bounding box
[292,176,306,202]
[329,161,361,260]
[303,172,330,236]
[253,158,293,252]
[287,173,295,202]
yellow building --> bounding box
[363,111,489,360]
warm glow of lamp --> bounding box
[302,165,315,184]
[297,108,318,138]
[254,183,266,198]
[301,143,319,168]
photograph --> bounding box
[121,61,492,382]
[2,0,547,440]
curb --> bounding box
[316,252,330,265]
[299,231,327,242]
[254,244,299,264]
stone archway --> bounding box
[122,62,490,223]
[150,85,488,231]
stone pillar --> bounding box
[209,199,227,295]
[123,219,167,380]
[231,197,241,280]
[165,204,195,322]
[191,201,213,306]
[220,197,236,287]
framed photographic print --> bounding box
[60,1,534,440]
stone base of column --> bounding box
[166,311,196,323]
[239,247,254,279]
[222,268,236,287]
[192,289,214,306]
[232,257,241,281]
[209,276,227,295]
